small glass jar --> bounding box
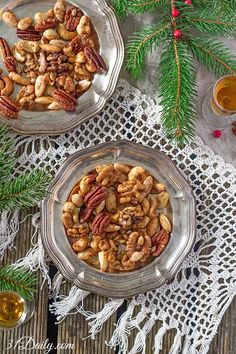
[41,140,195,298]
[0,291,35,330]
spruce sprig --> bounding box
[0,265,37,300]
[126,23,171,79]
[113,0,236,145]
[159,40,197,145]
[0,125,50,211]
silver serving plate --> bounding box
[0,0,124,135]
[41,140,196,298]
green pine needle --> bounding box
[0,170,51,211]
[188,37,236,77]
[159,40,197,146]
[127,0,167,14]
[112,0,129,18]
[0,265,37,300]
[0,126,16,181]
[184,8,236,37]
[126,23,171,79]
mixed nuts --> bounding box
[62,163,172,273]
[0,0,107,119]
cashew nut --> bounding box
[1,77,14,96]
[57,24,77,40]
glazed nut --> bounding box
[71,193,84,207]
[52,89,77,111]
[63,201,76,214]
[156,191,169,209]
[43,29,59,40]
[48,101,62,110]
[8,72,29,86]
[35,75,47,97]
[141,197,150,215]
[79,174,96,194]
[54,0,66,22]
[92,212,110,235]
[85,62,97,73]
[84,185,107,209]
[84,47,107,72]
[18,40,40,53]
[106,224,121,232]
[64,6,83,32]
[146,217,159,237]
[13,45,25,63]
[35,18,58,32]
[2,11,18,27]
[148,195,158,218]
[96,200,106,214]
[159,213,172,233]
[17,28,42,41]
[35,96,54,104]
[0,77,14,96]
[57,24,77,41]
[75,51,86,63]
[98,251,108,272]
[77,248,97,260]
[39,44,61,53]
[62,212,73,228]
[0,79,4,91]
[77,16,91,37]
[49,39,67,48]
[128,166,146,182]
[72,236,88,252]
[155,183,166,193]
[105,189,117,212]
[17,17,33,30]
[0,96,21,119]
[114,163,131,174]
[143,176,153,194]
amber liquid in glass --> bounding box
[0,292,25,328]
[211,75,236,115]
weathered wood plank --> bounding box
[0,208,49,354]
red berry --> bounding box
[213,129,222,138]
[174,29,182,39]
[185,0,192,4]
[172,8,180,17]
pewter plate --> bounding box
[0,0,124,135]
[41,140,196,298]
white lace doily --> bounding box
[2,79,236,354]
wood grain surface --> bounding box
[0,208,235,354]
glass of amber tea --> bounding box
[0,291,35,330]
[203,75,236,127]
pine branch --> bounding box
[187,37,236,77]
[126,23,171,79]
[0,170,51,211]
[159,40,197,146]
[112,0,129,18]
[0,125,16,181]
[184,8,236,37]
[0,265,37,300]
[127,0,167,14]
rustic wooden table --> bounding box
[0,207,235,354]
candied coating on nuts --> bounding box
[0,1,107,119]
[62,164,172,273]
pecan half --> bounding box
[35,18,58,32]
[92,212,110,235]
[17,28,42,41]
[52,89,77,111]
[4,56,18,73]
[80,206,93,223]
[64,7,83,31]
[0,37,12,60]
[0,96,21,119]
[65,36,83,56]
[152,230,170,257]
[84,185,107,209]
[84,47,107,72]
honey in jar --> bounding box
[0,291,26,329]
[211,75,236,115]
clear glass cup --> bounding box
[0,291,35,330]
[202,74,236,128]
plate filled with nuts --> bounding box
[0,0,124,134]
[41,140,196,297]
